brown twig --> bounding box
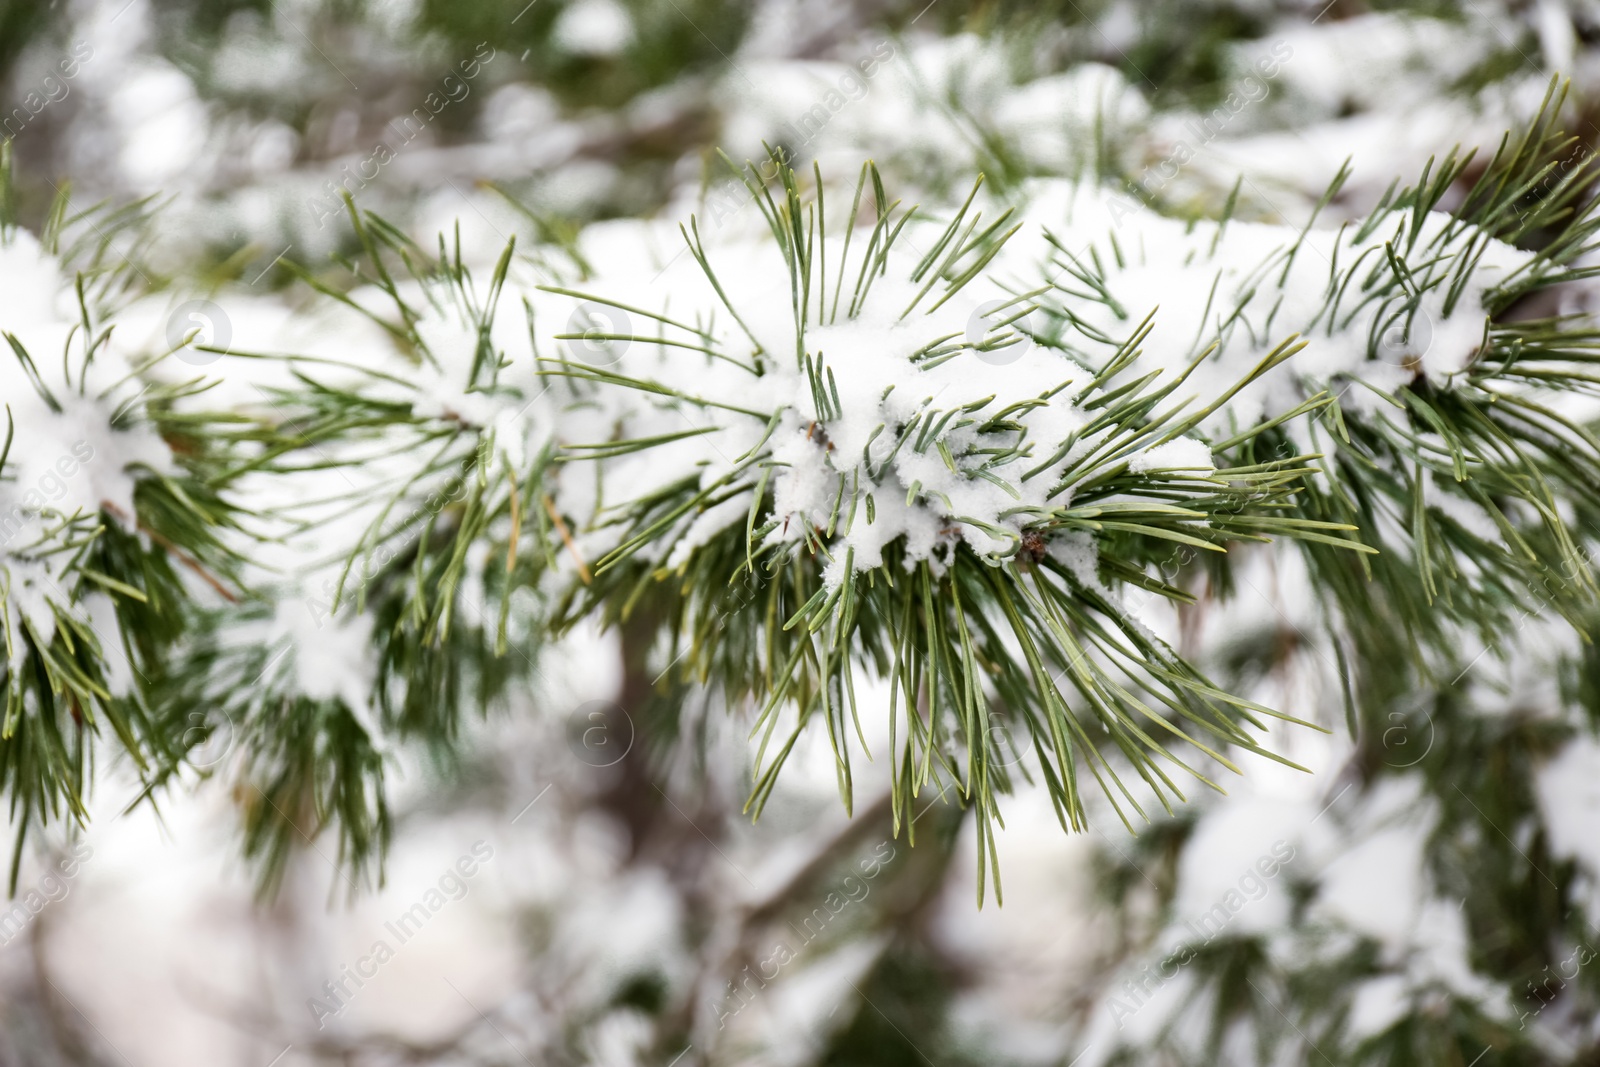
[542,494,591,584]
[101,500,239,603]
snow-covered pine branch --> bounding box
[0,178,237,877]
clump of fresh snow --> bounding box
[1129,438,1214,474]
[994,64,1150,173]
[519,204,1148,587]
[552,0,634,57]
[718,34,1145,186]
[0,231,172,520]
[1535,734,1600,922]
[0,227,175,666]
[1008,181,1534,431]
[270,598,377,717]
[1344,973,1411,1040]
